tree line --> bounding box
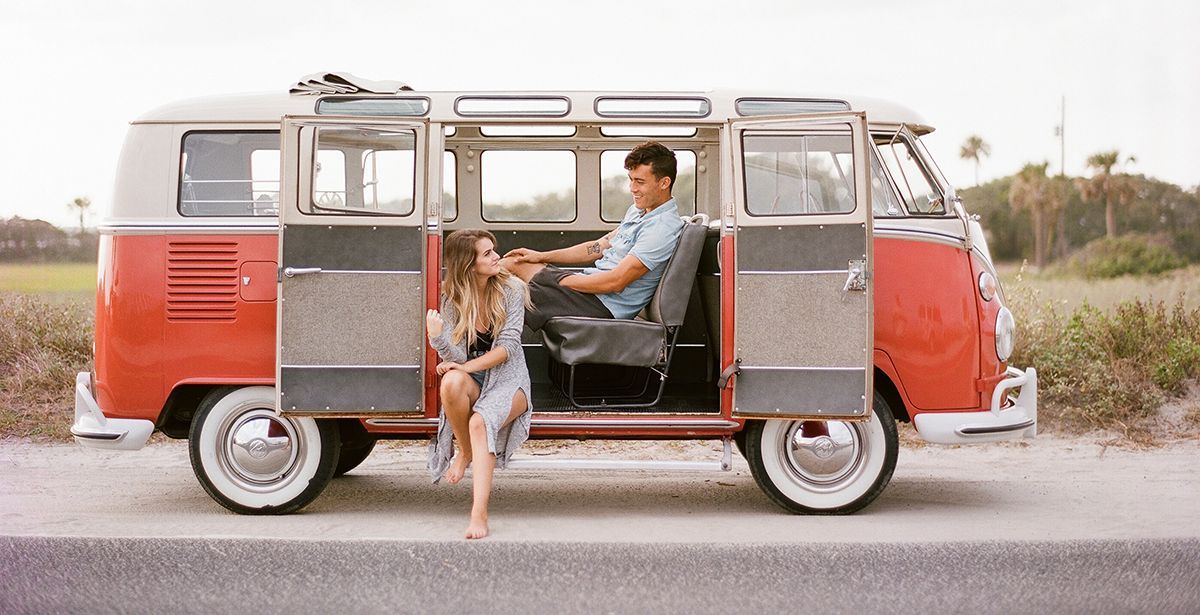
[958,136,1200,269]
[0,217,98,262]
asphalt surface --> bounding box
[3,438,1200,613]
[2,536,1198,614]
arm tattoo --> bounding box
[586,242,602,256]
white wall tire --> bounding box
[745,393,898,515]
[188,386,339,515]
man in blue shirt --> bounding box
[501,141,685,331]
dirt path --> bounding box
[2,437,1198,543]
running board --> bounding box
[506,438,734,472]
[366,417,740,430]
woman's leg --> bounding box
[465,389,528,539]
[440,370,480,484]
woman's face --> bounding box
[473,238,501,278]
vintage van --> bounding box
[72,75,1037,515]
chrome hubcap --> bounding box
[782,420,864,488]
[220,409,300,488]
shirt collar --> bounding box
[629,198,677,223]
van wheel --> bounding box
[744,392,897,515]
[334,438,376,477]
[188,386,339,515]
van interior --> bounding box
[439,123,724,415]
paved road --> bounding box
[3,536,1198,614]
[3,438,1199,612]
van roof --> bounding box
[133,89,933,133]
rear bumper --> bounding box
[913,366,1038,445]
[71,372,154,450]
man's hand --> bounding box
[426,309,445,338]
[503,247,545,264]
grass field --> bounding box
[0,262,95,303]
[996,263,1200,312]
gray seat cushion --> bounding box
[542,317,665,367]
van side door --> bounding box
[726,112,874,420]
[276,117,438,415]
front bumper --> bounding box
[912,366,1038,445]
[71,371,154,450]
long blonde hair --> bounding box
[442,229,524,347]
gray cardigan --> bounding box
[427,279,533,482]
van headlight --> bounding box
[978,271,997,302]
[995,306,1015,362]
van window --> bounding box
[742,133,856,216]
[600,150,697,222]
[441,151,458,221]
[480,150,576,222]
[869,151,906,217]
[308,127,416,216]
[877,135,945,215]
[179,131,280,217]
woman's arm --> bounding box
[428,300,468,364]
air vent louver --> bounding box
[166,241,239,323]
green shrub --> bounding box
[1007,272,1200,438]
[1066,234,1185,279]
[0,292,93,440]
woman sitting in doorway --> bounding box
[426,229,533,539]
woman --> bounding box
[426,229,532,539]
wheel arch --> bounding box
[873,367,909,423]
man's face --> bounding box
[627,163,671,211]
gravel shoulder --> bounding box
[1,436,1198,544]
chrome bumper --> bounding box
[71,371,154,450]
[913,366,1038,445]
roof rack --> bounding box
[290,72,413,96]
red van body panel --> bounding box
[871,237,980,411]
[971,252,1008,405]
[94,235,165,421]
[95,232,991,428]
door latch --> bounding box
[843,259,868,292]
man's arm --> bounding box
[560,254,649,294]
[505,230,614,266]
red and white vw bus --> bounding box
[72,78,1037,515]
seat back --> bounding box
[645,219,707,327]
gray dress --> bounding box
[427,279,533,482]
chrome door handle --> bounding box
[283,267,322,278]
[843,259,867,292]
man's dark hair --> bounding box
[624,141,677,191]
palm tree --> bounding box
[1079,150,1136,238]
[67,196,91,233]
[1009,162,1065,268]
[959,135,991,186]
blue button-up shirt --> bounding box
[583,198,684,319]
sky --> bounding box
[2,0,1197,229]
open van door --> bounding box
[726,112,873,420]
[276,116,440,415]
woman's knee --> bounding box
[468,412,487,436]
[440,370,472,398]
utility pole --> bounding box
[1054,95,1066,177]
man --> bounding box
[501,141,684,331]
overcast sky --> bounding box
[2,0,1196,229]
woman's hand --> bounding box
[436,361,468,376]
[426,309,444,338]
[503,247,544,264]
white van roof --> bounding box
[133,89,933,133]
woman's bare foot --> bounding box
[446,454,471,485]
[465,512,489,539]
